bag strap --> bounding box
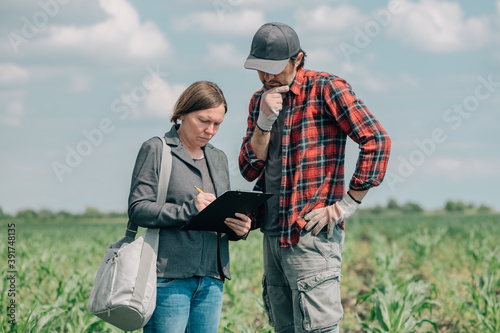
[125,137,172,238]
[129,225,159,311]
[156,137,172,205]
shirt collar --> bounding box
[290,67,305,96]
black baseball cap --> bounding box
[244,22,301,75]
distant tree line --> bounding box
[0,199,495,223]
[358,199,494,215]
[0,206,127,223]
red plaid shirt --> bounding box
[239,68,391,247]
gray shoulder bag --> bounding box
[87,137,171,331]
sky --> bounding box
[1,0,499,214]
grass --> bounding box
[0,213,499,332]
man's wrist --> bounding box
[256,123,271,133]
[347,191,362,204]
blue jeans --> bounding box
[143,276,223,333]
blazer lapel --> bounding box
[204,145,226,196]
[164,126,198,170]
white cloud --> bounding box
[0,101,24,127]
[296,5,369,32]
[174,9,265,36]
[220,0,304,10]
[424,157,499,179]
[205,43,246,68]
[388,0,491,52]
[336,61,422,93]
[40,0,169,61]
[69,73,91,93]
[432,158,462,172]
[0,63,29,85]
[304,48,339,71]
[491,94,500,106]
[398,72,421,90]
[338,62,389,93]
[134,79,187,119]
[362,76,387,93]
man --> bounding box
[239,22,391,333]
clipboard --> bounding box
[182,190,273,235]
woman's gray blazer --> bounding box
[127,125,236,280]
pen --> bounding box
[194,186,204,193]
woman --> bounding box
[127,81,251,332]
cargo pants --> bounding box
[262,228,344,333]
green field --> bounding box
[1,213,499,332]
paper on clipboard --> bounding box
[181,190,273,235]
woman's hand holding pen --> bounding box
[194,186,216,212]
[224,213,252,237]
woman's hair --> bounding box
[170,81,227,124]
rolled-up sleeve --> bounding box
[239,94,267,182]
[325,78,391,190]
